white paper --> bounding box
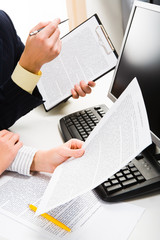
[0,171,101,239]
[0,171,145,240]
[37,78,152,215]
[75,201,145,240]
[38,15,117,110]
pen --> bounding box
[29,18,69,36]
[29,204,71,232]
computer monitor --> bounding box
[108,1,160,148]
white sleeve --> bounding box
[7,146,37,176]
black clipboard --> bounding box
[38,14,118,111]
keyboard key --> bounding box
[122,178,137,187]
[68,125,82,140]
[107,184,122,193]
[119,176,126,181]
[104,182,111,187]
[126,174,134,179]
[123,169,130,175]
[137,175,145,182]
[133,171,141,176]
[116,172,123,177]
[66,122,73,127]
[81,134,88,140]
[130,167,138,172]
[128,162,135,168]
[109,176,116,180]
[121,166,128,171]
[111,179,119,184]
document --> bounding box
[0,172,100,239]
[36,78,152,215]
[37,14,117,111]
[0,171,144,240]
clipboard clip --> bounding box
[95,25,114,55]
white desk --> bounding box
[0,71,160,239]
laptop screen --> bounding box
[108,2,160,148]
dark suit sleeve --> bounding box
[0,10,43,130]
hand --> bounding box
[30,139,85,173]
[71,80,96,99]
[0,130,23,175]
[19,19,62,74]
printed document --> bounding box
[0,171,144,240]
[0,172,100,239]
[36,78,152,215]
[37,15,117,111]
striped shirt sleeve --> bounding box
[7,146,37,176]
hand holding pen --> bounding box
[19,18,64,74]
[29,19,69,36]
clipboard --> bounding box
[38,14,118,111]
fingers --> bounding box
[67,139,84,149]
[43,19,61,38]
[1,131,14,141]
[88,81,96,87]
[73,83,86,98]
[64,139,85,158]
[49,28,62,54]
[0,130,22,147]
[31,19,61,51]
[13,141,23,152]
[0,129,9,137]
[64,147,85,158]
[22,18,62,73]
[69,148,85,158]
[29,18,60,35]
[2,131,19,143]
[80,80,92,94]
[9,133,20,145]
[71,88,79,99]
[72,80,96,99]
[29,21,52,34]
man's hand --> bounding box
[0,130,23,175]
[30,139,85,173]
[71,80,96,99]
[19,19,62,74]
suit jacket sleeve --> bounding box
[0,10,43,130]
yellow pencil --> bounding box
[29,204,71,232]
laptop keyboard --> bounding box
[59,104,160,201]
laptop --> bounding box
[59,1,160,201]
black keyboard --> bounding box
[59,104,160,201]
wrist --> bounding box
[19,53,41,74]
[30,150,43,172]
[30,150,56,173]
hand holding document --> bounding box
[37,14,117,111]
[36,78,152,215]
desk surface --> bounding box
[1,71,160,240]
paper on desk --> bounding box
[36,78,152,215]
[0,172,101,240]
[0,172,145,240]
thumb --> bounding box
[64,147,85,158]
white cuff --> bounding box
[7,146,37,176]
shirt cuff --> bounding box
[12,63,42,94]
[7,146,37,176]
